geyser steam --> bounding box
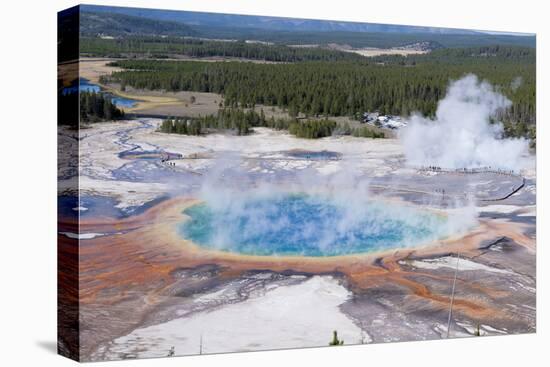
[399,74,528,171]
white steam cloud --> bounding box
[185,158,477,255]
[399,74,528,171]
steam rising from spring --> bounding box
[399,74,528,171]
[180,157,477,256]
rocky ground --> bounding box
[58,118,536,360]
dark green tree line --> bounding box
[80,92,124,122]
[159,108,383,139]
[81,36,364,62]
[104,49,534,129]
[288,119,337,139]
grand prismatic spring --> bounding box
[58,4,536,362]
[180,194,454,256]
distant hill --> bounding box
[79,5,535,49]
[81,4,483,35]
[80,11,196,37]
[194,28,535,49]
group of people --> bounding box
[420,165,518,176]
[161,160,177,168]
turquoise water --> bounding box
[110,96,137,108]
[62,78,137,107]
[61,78,100,95]
[79,78,101,93]
[285,150,341,160]
[179,193,449,257]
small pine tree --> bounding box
[474,324,481,337]
[329,330,344,346]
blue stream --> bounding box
[62,78,137,108]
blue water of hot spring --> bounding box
[62,78,137,108]
[179,193,451,257]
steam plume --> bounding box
[399,74,528,171]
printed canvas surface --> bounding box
[57,4,536,362]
